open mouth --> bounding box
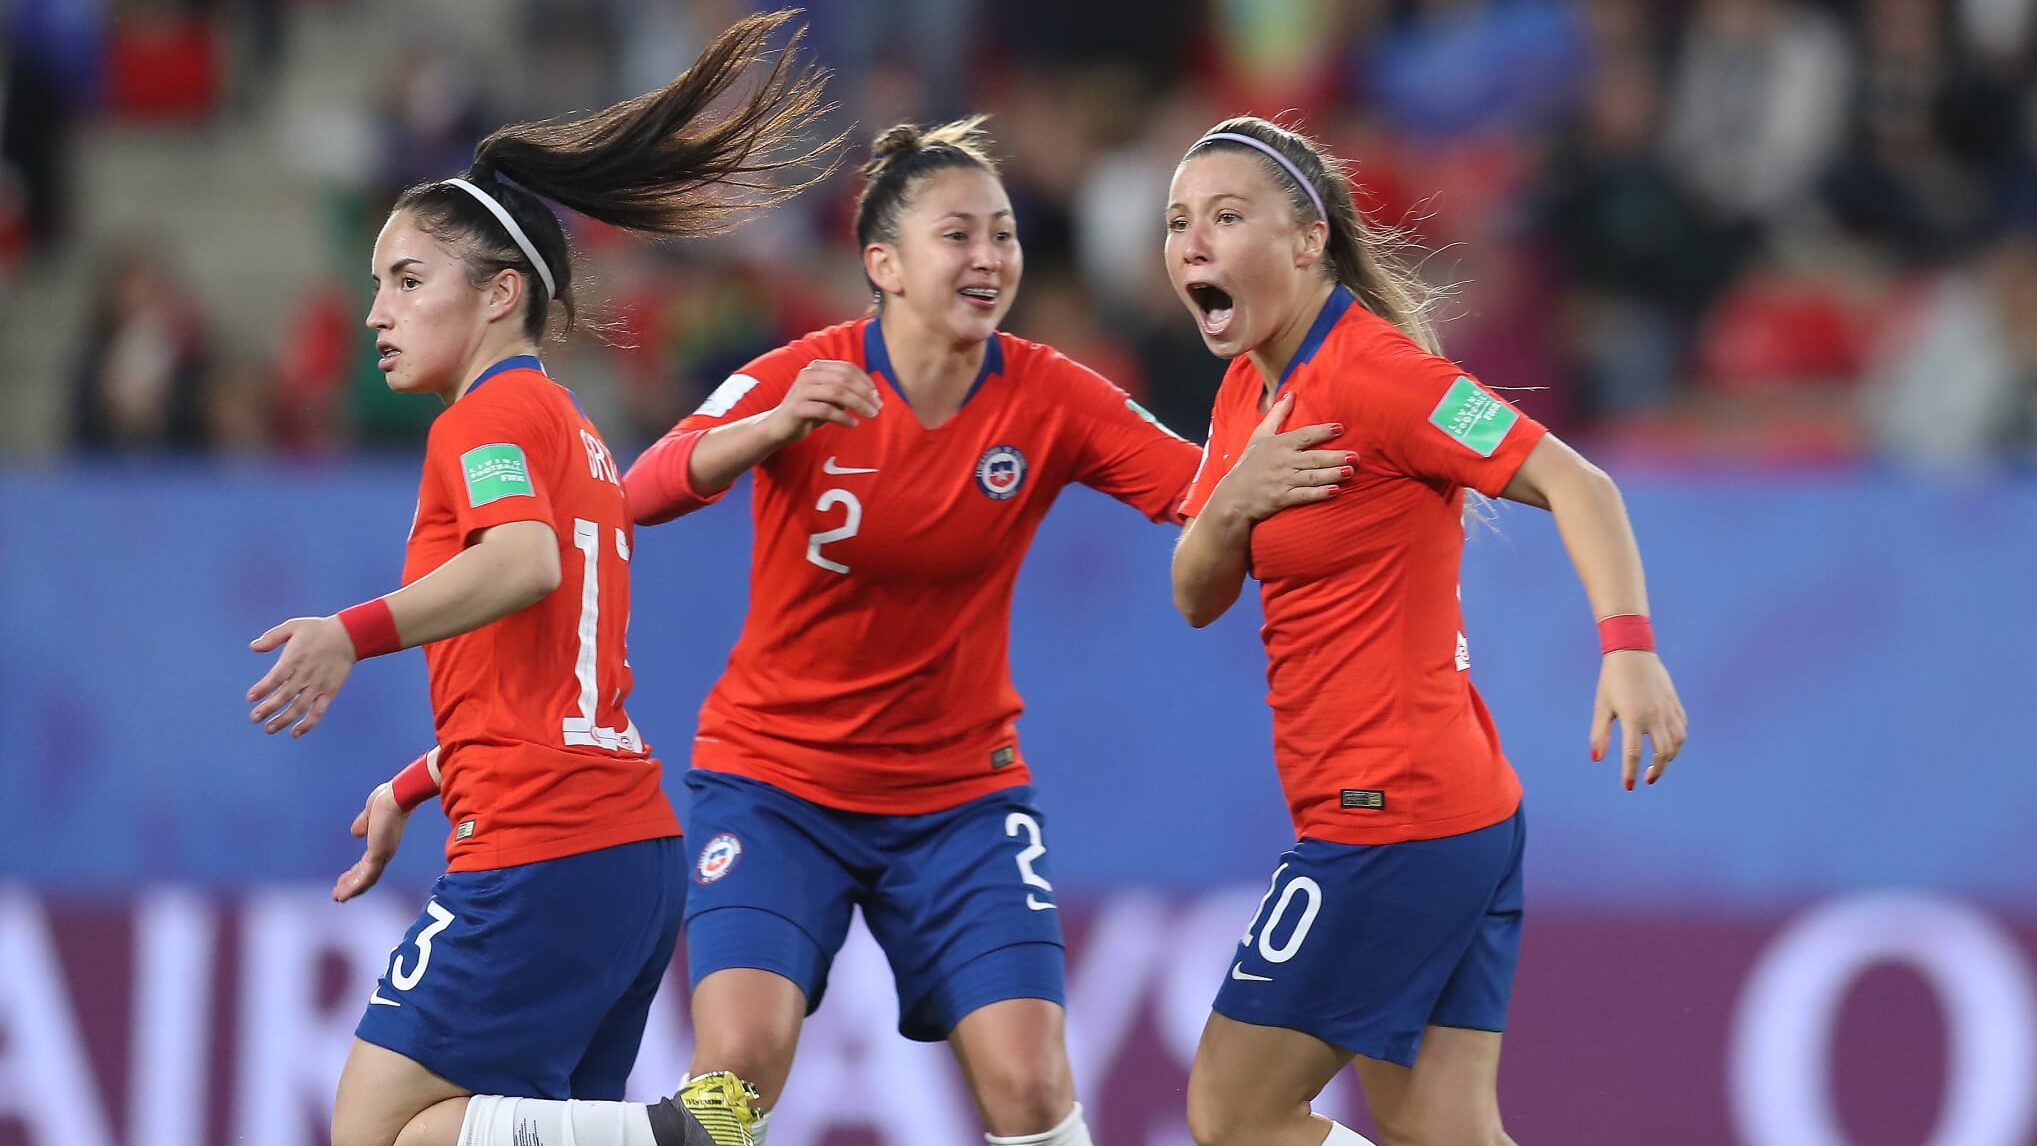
[959,286,1000,309]
[377,345,401,371]
[1187,283,1235,337]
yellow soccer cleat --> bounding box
[674,1070,763,1146]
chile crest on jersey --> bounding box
[975,444,1027,500]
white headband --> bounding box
[1188,132,1327,222]
[442,177,556,299]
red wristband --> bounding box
[1598,614,1655,654]
[389,755,438,812]
[337,598,401,659]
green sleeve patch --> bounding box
[460,443,535,507]
[1427,376,1518,457]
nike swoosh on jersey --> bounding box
[1026,894,1057,911]
[822,457,879,475]
[1230,962,1274,982]
[369,990,402,1007]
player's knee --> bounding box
[971,1054,1072,1135]
[689,1026,797,1103]
[1184,1069,1278,1146]
[1184,1099,1264,1146]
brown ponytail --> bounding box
[393,8,841,339]
[1186,116,1440,354]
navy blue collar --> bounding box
[863,318,1005,409]
[466,354,546,395]
[1276,286,1356,391]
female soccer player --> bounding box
[623,118,1204,1146]
[1165,117,1689,1146]
[244,12,836,1146]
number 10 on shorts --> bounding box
[1242,863,1323,963]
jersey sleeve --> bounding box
[1353,338,1548,496]
[1177,396,1239,521]
[1061,355,1205,523]
[624,342,813,523]
[672,341,808,434]
[425,387,560,545]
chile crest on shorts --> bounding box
[696,832,743,883]
[975,445,1027,501]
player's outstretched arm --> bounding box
[1173,393,1352,627]
[381,519,560,644]
[247,521,560,737]
[1499,435,1688,788]
[626,360,882,523]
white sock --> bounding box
[748,1109,771,1145]
[458,1093,660,1146]
[1323,1121,1378,1146]
[985,1102,1093,1146]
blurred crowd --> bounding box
[13,0,2037,468]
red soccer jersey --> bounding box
[658,319,1201,813]
[405,357,679,870]
[1181,289,1549,846]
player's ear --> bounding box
[483,267,524,324]
[1294,219,1327,271]
[864,243,904,299]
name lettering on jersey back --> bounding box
[580,428,620,486]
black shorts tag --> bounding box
[990,746,1016,769]
[1341,789,1385,810]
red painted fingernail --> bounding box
[1592,747,1602,762]
[1330,424,1346,436]
[1339,466,1354,478]
[1324,485,1342,497]
[1344,452,1359,466]
[1624,778,1635,791]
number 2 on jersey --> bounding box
[564,517,642,751]
[806,489,862,574]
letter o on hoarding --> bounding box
[1729,893,2036,1146]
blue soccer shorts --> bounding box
[682,769,1066,1042]
[1212,805,1526,1067]
[354,836,685,1099]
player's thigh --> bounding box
[682,771,863,1010]
[689,966,810,1109]
[332,1038,467,1146]
[1350,1025,1507,1146]
[947,997,1074,1135]
[1186,1011,1351,1146]
[861,785,1066,1043]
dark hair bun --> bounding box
[863,124,924,177]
